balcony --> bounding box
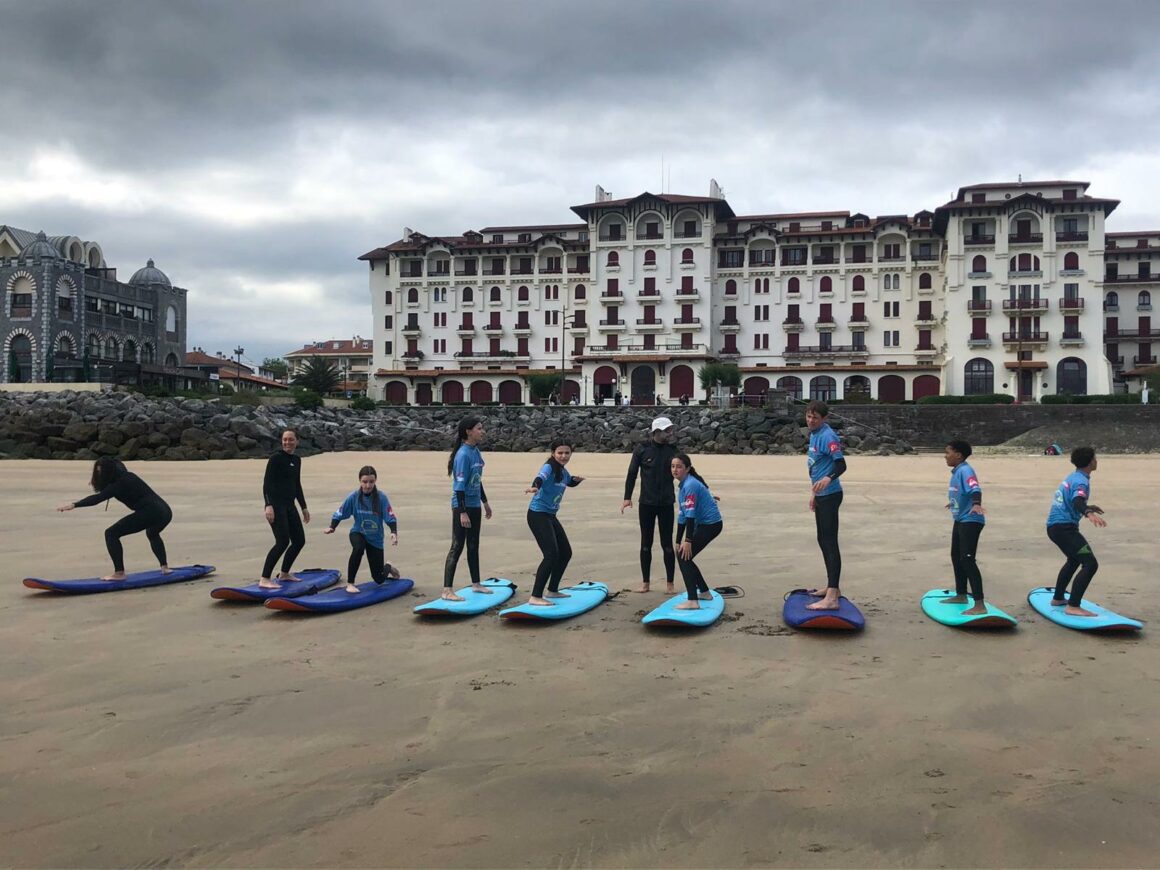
[1140,302,1154,312]
[453,351,531,362]
[911,252,939,262]
[718,349,741,360]
[1109,355,1125,366]
[635,317,666,332]
[1104,272,1160,284]
[1105,328,1160,339]
[673,288,701,302]
[510,266,534,275]
[782,317,805,332]
[456,324,477,336]
[748,257,777,268]
[878,254,905,263]
[597,319,628,332]
[967,300,992,314]
[1060,332,1085,346]
[581,341,708,357]
[599,292,623,305]
[1002,332,1050,346]
[428,267,451,278]
[672,316,703,331]
[454,268,478,277]
[1009,233,1043,245]
[1134,354,1158,366]
[812,256,840,265]
[513,322,533,336]
[783,344,869,359]
[915,314,939,327]
[967,271,992,279]
[638,231,664,241]
[482,323,504,336]
[539,266,563,275]
[568,321,588,335]
[719,318,741,333]
[780,259,808,268]
[964,235,995,246]
[815,318,837,332]
[597,234,624,243]
[848,317,870,331]
[673,231,701,239]
[637,289,661,299]
[1056,231,1089,243]
[915,344,939,359]
[718,260,745,271]
[482,267,505,276]
[567,265,591,274]
[401,323,422,337]
[1002,298,1049,314]
[968,334,992,348]
[1058,297,1085,312]
[1008,269,1043,278]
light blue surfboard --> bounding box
[642,590,724,628]
[414,578,516,616]
[921,588,1017,629]
[499,581,608,621]
[1027,587,1142,632]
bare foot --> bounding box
[806,587,827,597]
[278,572,301,582]
[441,589,465,602]
[388,566,401,580]
[806,591,841,611]
[1065,605,1099,618]
[528,596,555,607]
[345,584,361,594]
[940,595,969,605]
[698,591,713,600]
[546,590,571,599]
[665,583,677,595]
[963,602,989,616]
[101,572,127,582]
[471,583,494,594]
[1050,598,1067,607]
[160,566,172,575]
[258,578,280,589]
[634,583,651,593]
[676,600,701,610]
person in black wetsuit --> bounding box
[622,416,681,594]
[56,457,173,580]
[259,429,311,589]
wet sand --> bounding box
[2,452,1159,868]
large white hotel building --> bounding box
[360,179,1157,405]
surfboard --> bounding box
[413,578,516,616]
[265,578,414,613]
[921,588,1017,629]
[1027,587,1143,632]
[499,581,608,621]
[782,588,865,630]
[209,568,341,602]
[22,564,216,594]
[642,590,724,628]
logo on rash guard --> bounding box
[683,493,696,511]
[966,476,979,489]
[828,441,840,453]
[1075,486,1087,498]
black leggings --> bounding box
[814,491,843,588]
[348,532,388,584]
[444,507,482,587]
[527,509,573,597]
[104,498,172,573]
[263,501,305,579]
[1048,524,1099,606]
[638,503,676,585]
[950,521,985,600]
[677,521,723,601]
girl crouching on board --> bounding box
[324,465,401,593]
[524,439,585,606]
[671,453,723,610]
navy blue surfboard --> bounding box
[210,568,342,602]
[265,578,414,613]
[783,588,865,631]
[23,564,216,594]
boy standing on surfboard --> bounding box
[939,439,988,616]
[1046,446,1106,618]
[804,400,847,611]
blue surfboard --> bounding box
[642,590,725,628]
[783,588,865,631]
[499,581,608,621]
[1027,587,1143,632]
[921,588,1017,629]
[23,564,216,594]
[265,578,414,613]
[413,578,516,616]
[210,568,341,602]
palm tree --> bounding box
[291,356,341,395]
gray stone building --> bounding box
[0,225,190,386]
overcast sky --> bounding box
[4,0,1160,365]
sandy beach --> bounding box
[2,450,1159,869]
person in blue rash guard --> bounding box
[803,400,848,611]
[325,465,401,594]
[671,453,723,610]
[443,416,493,602]
[523,439,585,607]
[1046,446,1107,618]
[939,439,988,615]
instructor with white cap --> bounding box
[621,416,682,594]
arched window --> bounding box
[122,340,137,362]
[9,334,33,382]
[643,249,656,266]
[919,272,932,290]
[892,274,900,289]
[754,278,761,293]
[490,286,501,302]
[105,337,118,360]
[1139,290,1152,308]
[852,275,865,292]
[964,357,994,395]
[1106,291,1119,309]
[725,279,737,295]
[407,288,419,304]
[384,291,393,304]
[142,343,155,364]
[1063,251,1079,271]
[517,285,529,302]
[810,375,837,402]
[819,276,833,293]
[843,375,871,399]
[971,254,987,273]
[88,334,100,358]
[777,376,802,400]
[1057,357,1087,395]
[461,287,473,303]
[165,352,179,368]
[574,284,586,300]
[681,248,694,264]
[763,278,770,293]
[607,251,619,267]
[56,334,75,357]
[788,277,800,294]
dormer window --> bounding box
[971,192,986,203]
[491,234,503,244]
[1063,189,1078,200]
[518,233,531,243]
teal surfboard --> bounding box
[921,588,1017,629]
[414,578,516,616]
[499,581,608,621]
[642,590,725,628]
[1027,587,1143,632]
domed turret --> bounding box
[129,258,172,288]
[20,231,61,262]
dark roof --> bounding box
[478,223,587,233]
[570,191,735,221]
[734,210,851,221]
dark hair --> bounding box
[946,439,972,460]
[672,452,708,486]
[805,399,830,417]
[1071,446,1095,469]
[90,457,125,491]
[544,438,573,483]
[448,416,482,476]
[356,465,383,518]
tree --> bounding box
[527,373,560,403]
[698,362,741,398]
[291,355,341,395]
[262,357,289,381]
[1145,365,1160,402]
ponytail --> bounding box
[673,452,707,486]
[448,416,481,476]
[356,465,382,519]
[545,437,573,483]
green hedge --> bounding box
[917,394,1015,405]
[1041,393,1143,405]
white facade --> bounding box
[362,179,1138,405]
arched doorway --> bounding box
[743,376,769,406]
[441,380,464,404]
[594,365,617,402]
[878,374,906,403]
[8,334,33,382]
[498,379,522,404]
[964,358,994,395]
[164,352,179,368]
[843,375,871,401]
[669,364,694,401]
[469,380,493,404]
[1057,357,1087,395]
[384,381,407,404]
[415,383,433,406]
[561,378,580,403]
[913,374,940,400]
[630,366,655,404]
[777,376,803,401]
[810,375,837,402]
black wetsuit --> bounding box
[1048,493,1100,606]
[445,485,488,587]
[814,456,847,589]
[74,471,172,572]
[624,440,680,585]
[675,518,723,601]
[262,450,307,579]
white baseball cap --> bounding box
[650,416,674,432]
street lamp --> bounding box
[560,312,580,404]
[234,346,244,393]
